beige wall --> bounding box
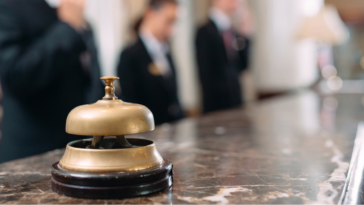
[193,0,211,26]
[249,0,322,93]
[123,0,148,43]
[85,0,126,76]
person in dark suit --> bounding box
[117,0,183,125]
[0,0,103,163]
[196,0,250,114]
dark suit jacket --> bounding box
[117,37,183,125]
[196,20,250,113]
[0,0,102,163]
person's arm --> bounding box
[0,1,86,99]
[117,50,141,103]
[238,38,250,72]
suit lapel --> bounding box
[137,37,176,100]
[208,20,229,63]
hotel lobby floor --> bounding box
[0,90,363,204]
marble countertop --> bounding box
[1,90,363,204]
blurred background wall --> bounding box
[326,0,364,81]
[250,0,322,95]
[82,0,359,114]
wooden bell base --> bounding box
[51,159,173,199]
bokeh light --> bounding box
[327,76,343,91]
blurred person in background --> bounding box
[196,0,250,114]
[117,0,184,125]
[0,0,102,163]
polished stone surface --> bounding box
[0,90,363,204]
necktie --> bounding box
[222,29,237,62]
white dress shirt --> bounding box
[139,30,172,77]
[209,7,232,32]
[45,0,61,8]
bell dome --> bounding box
[65,76,155,136]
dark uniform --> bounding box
[117,37,183,125]
[196,20,250,113]
[0,0,103,162]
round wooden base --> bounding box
[51,159,173,199]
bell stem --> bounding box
[116,135,133,148]
[89,136,104,149]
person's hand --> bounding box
[57,0,85,31]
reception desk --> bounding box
[1,90,363,204]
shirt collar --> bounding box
[209,7,232,32]
[44,0,61,8]
[139,29,169,56]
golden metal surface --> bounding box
[65,76,155,136]
[60,76,161,172]
[59,138,164,172]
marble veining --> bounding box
[313,132,350,204]
[178,187,252,204]
[0,91,362,204]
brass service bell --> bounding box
[51,76,173,199]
